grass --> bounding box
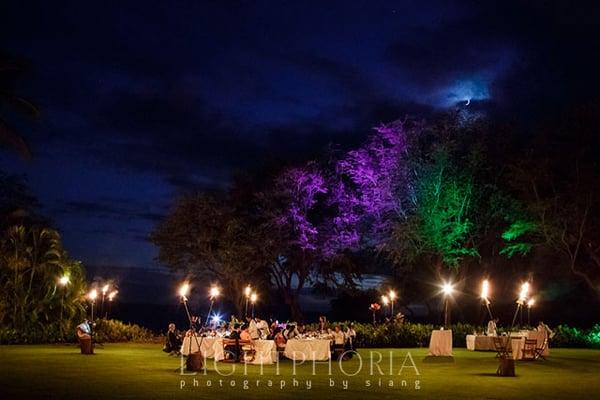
[0,344,599,399]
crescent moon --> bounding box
[465,99,471,106]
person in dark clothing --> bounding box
[163,323,182,355]
[224,324,242,362]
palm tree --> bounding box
[0,53,39,160]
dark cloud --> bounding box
[1,0,598,271]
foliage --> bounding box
[0,318,155,344]
[94,319,155,343]
[151,194,271,315]
[551,324,600,349]
[0,224,88,339]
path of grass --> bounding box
[1,344,599,399]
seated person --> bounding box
[77,319,92,340]
[224,324,242,362]
[274,327,286,353]
[284,323,300,340]
[240,324,252,341]
[163,323,182,355]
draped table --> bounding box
[428,329,453,356]
[181,336,221,357]
[284,339,331,361]
[466,335,496,351]
[181,337,278,364]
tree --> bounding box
[257,163,328,320]
[151,194,270,316]
[0,224,87,335]
[335,121,412,247]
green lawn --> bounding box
[1,344,598,399]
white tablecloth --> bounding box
[181,336,222,357]
[466,335,495,351]
[251,340,278,364]
[428,330,453,356]
[284,339,331,361]
[181,337,278,364]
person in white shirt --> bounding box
[487,318,499,336]
[537,321,554,339]
[77,320,92,339]
[256,319,270,339]
[332,325,346,360]
[345,323,357,350]
[247,317,259,340]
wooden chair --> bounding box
[521,339,538,360]
[240,340,256,363]
[493,337,511,359]
[221,339,255,363]
[493,337,516,376]
[534,338,548,360]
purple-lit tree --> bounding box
[335,121,413,248]
[258,163,328,320]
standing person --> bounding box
[257,318,270,339]
[318,316,327,333]
[537,321,554,339]
[487,318,499,336]
[332,325,346,360]
[247,317,259,340]
[345,323,357,352]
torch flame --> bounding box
[518,282,530,303]
[102,284,110,295]
[209,286,220,299]
[89,289,98,301]
[481,279,490,300]
[250,292,258,303]
[442,282,454,296]
[108,290,118,301]
[381,295,389,305]
[389,290,397,301]
[178,282,190,298]
[527,298,535,308]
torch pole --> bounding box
[444,297,449,327]
[511,304,521,329]
[485,301,494,320]
[204,300,215,328]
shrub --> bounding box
[94,319,155,343]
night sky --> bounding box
[1,1,599,273]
